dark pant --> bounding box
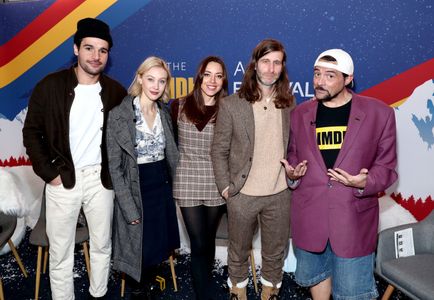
[180,205,226,300]
[138,160,180,267]
[227,189,291,286]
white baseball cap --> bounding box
[314,49,354,75]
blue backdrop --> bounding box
[1,0,433,119]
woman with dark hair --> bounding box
[171,56,228,300]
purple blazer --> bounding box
[288,90,398,258]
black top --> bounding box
[170,99,217,131]
[315,100,352,169]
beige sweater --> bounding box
[240,99,288,196]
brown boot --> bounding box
[229,286,247,300]
[261,285,279,300]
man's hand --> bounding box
[280,159,308,181]
[222,187,229,200]
[130,219,141,225]
[49,175,62,186]
[327,168,369,188]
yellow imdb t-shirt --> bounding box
[315,100,352,169]
[317,126,347,150]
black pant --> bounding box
[180,204,226,300]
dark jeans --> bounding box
[180,204,226,300]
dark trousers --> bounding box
[180,205,226,300]
[227,189,291,286]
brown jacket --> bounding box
[22,65,127,189]
[211,93,292,197]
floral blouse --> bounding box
[133,97,166,164]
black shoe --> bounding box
[130,292,145,300]
[229,293,239,300]
[130,289,152,300]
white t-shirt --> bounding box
[69,82,103,169]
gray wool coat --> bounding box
[106,95,179,281]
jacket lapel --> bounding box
[65,66,79,116]
[157,101,171,135]
[302,100,328,171]
[113,97,136,158]
[236,98,255,143]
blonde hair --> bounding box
[128,56,172,102]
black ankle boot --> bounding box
[130,286,153,300]
[130,291,146,300]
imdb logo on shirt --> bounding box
[316,126,347,150]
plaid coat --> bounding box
[173,100,225,207]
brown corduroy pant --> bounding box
[227,188,291,286]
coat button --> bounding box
[242,175,246,178]
[327,182,332,188]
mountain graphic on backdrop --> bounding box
[0,107,30,166]
[411,98,434,149]
[390,79,434,220]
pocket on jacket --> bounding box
[51,156,65,170]
[292,190,311,208]
[226,192,241,205]
[354,198,378,212]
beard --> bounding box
[314,86,345,102]
[256,73,278,87]
[79,60,105,76]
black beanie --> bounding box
[73,18,113,48]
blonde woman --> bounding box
[107,56,179,299]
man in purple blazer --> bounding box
[281,49,398,300]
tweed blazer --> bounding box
[211,93,292,197]
[106,95,179,281]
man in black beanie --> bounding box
[23,17,127,300]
